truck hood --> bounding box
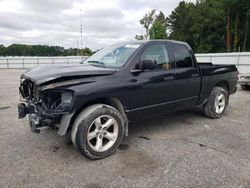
[21,64,116,85]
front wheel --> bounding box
[71,104,124,159]
[203,87,228,119]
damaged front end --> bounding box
[18,77,75,134]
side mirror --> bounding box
[139,59,156,70]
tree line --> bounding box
[136,0,250,53]
[0,44,94,56]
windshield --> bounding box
[82,43,141,68]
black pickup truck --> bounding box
[18,40,238,159]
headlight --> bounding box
[41,90,74,114]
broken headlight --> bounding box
[41,90,74,114]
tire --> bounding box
[71,104,124,159]
[203,87,228,119]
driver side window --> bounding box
[140,44,171,70]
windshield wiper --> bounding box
[87,61,106,67]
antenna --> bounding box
[80,9,83,50]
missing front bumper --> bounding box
[18,103,74,135]
[28,114,54,134]
[18,103,52,134]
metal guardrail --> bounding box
[0,53,250,74]
[0,56,88,69]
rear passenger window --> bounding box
[172,44,193,68]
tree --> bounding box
[231,0,243,52]
[243,2,250,51]
[136,10,167,40]
[149,20,167,39]
[0,44,94,56]
[149,11,168,39]
[135,34,144,40]
[223,0,234,52]
[79,47,93,56]
[0,44,6,56]
[155,11,168,28]
[136,0,250,52]
[167,1,196,47]
[135,9,156,40]
[167,0,235,53]
[223,0,250,52]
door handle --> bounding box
[164,76,174,81]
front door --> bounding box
[127,43,175,120]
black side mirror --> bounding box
[139,59,156,70]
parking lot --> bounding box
[0,69,250,188]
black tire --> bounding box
[71,104,124,159]
[203,87,228,119]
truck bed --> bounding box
[197,62,238,104]
[197,62,237,75]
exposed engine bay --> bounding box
[18,77,74,134]
[17,63,116,135]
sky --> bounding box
[0,0,194,50]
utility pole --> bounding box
[80,9,83,50]
[77,40,79,55]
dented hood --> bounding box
[21,64,116,85]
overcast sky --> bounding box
[0,0,194,50]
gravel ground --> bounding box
[0,69,250,188]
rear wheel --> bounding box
[71,104,124,159]
[203,87,228,119]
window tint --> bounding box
[172,44,193,68]
[141,44,171,70]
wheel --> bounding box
[203,87,228,119]
[71,104,124,159]
[241,84,250,90]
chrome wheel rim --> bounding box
[87,115,118,152]
[215,93,226,114]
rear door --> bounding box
[169,42,201,109]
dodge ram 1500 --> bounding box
[18,40,238,159]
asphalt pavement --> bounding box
[0,69,250,188]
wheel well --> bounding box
[216,81,229,91]
[69,97,128,135]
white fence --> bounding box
[0,56,88,69]
[0,53,250,74]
